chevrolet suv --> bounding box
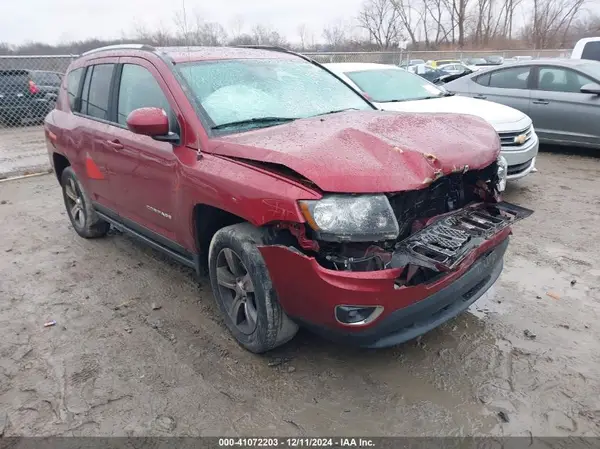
[44,44,532,353]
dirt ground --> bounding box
[0,147,599,438]
[0,125,50,180]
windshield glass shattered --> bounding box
[178,59,372,130]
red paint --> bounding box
[43,46,515,337]
[259,228,511,330]
[85,155,104,180]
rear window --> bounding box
[31,72,62,86]
[582,42,600,61]
[0,70,29,92]
[488,66,530,89]
[66,68,84,111]
[80,64,115,120]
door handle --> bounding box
[474,94,487,99]
[106,139,124,150]
[532,99,549,105]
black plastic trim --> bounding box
[93,202,197,270]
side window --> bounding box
[488,66,531,89]
[537,67,593,93]
[85,64,115,120]
[66,68,84,111]
[80,67,93,115]
[581,42,600,61]
[117,64,171,126]
[474,73,491,86]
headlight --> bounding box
[497,155,507,192]
[299,194,399,242]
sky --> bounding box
[0,0,365,45]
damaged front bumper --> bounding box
[260,201,532,348]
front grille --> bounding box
[507,158,533,175]
[498,125,532,148]
[388,174,466,238]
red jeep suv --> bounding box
[44,44,531,353]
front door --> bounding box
[104,58,183,244]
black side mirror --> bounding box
[580,83,600,95]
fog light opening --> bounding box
[335,305,384,326]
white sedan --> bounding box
[326,62,539,180]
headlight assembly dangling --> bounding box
[299,194,400,242]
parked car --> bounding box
[30,70,63,105]
[437,62,478,74]
[572,37,600,62]
[408,63,451,83]
[0,69,56,126]
[464,57,489,66]
[325,63,539,180]
[45,44,531,352]
[485,55,504,65]
[514,56,533,61]
[444,59,600,149]
[427,59,461,68]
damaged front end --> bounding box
[277,159,531,285]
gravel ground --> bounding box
[0,148,599,437]
[0,125,50,180]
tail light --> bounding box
[28,80,39,95]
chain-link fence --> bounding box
[0,49,572,128]
[304,49,572,64]
[0,55,74,127]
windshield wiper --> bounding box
[313,108,360,117]
[211,117,296,130]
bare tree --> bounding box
[229,16,245,40]
[297,24,309,49]
[251,25,289,46]
[357,0,404,48]
[322,20,350,48]
[391,0,424,46]
[524,0,586,48]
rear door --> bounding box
[73,60,120,210]
[468,66,532,115]
[529,65,600,146]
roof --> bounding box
[324,62,400,72]
[503,58,593,67]
[157,46,299,63]
[79,44,301,64]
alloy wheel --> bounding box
[64,178,85,229]
[215,248,258,335]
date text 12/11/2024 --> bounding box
[218,438,376,447]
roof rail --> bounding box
[234,45,316,63]
[81,44,156,56]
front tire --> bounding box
[60,166,109,238]
[208,223,298,353]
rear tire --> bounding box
[208,223,298,353]
[60,166,109,238]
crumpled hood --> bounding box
[209,111,500,193]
